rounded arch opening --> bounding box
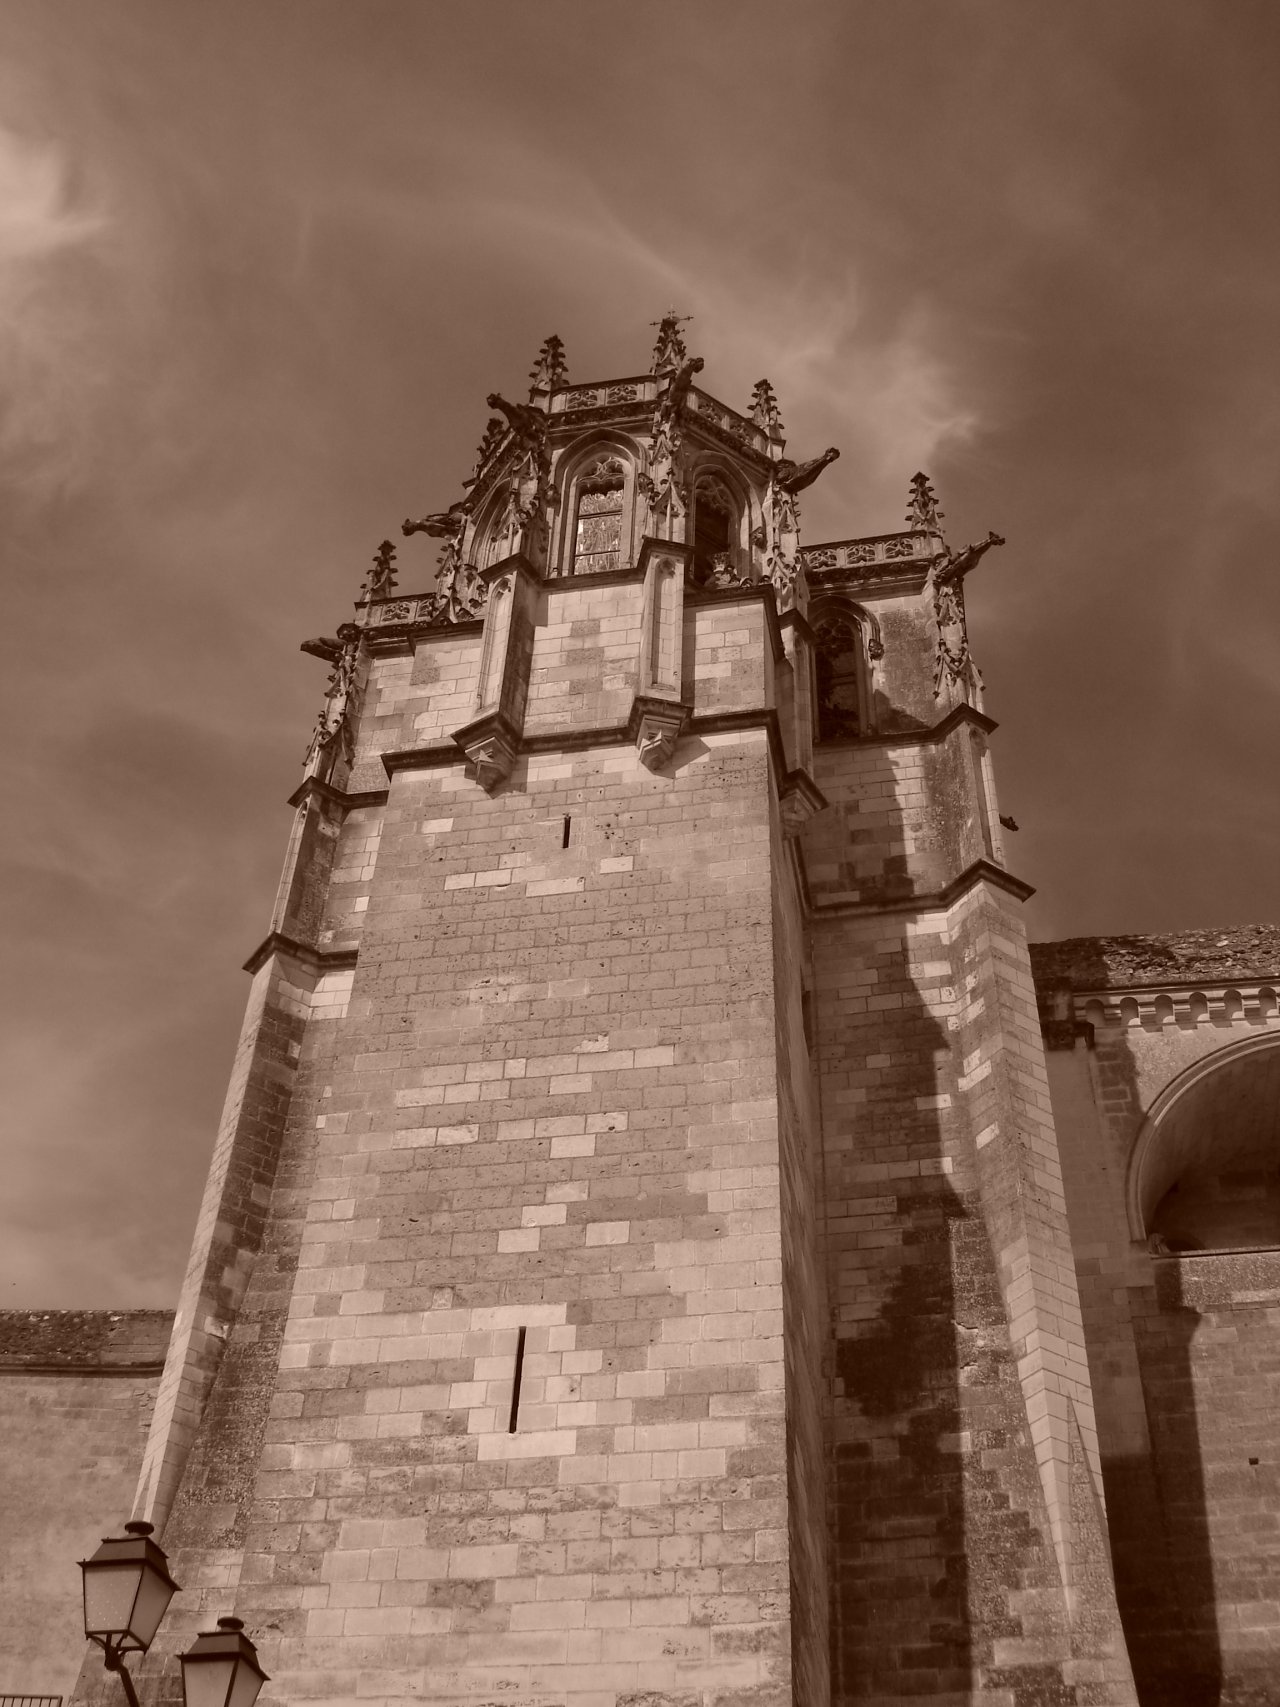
[1128,1032,1280,1251]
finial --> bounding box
[907,472,944,534]
[360,539,397,602]
[749,379,784,435]
[649,308,692,374]
[466,416,507,486]
[528,334,568,399]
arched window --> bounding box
[813,607,866,741]
[692,474,736,583]
[1130,1033,1280,1252]
[571,456,626,574]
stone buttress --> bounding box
[74,328,1138,1707]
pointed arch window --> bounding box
[813,607,866,741]
[571,456,626,574]
[692,474,736,583]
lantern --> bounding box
[180,1616,269,1707]
[79,1520,180,1659]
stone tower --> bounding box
[84,321,1139,1706]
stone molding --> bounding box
[1067,980,1280,1029]
[811,855,1034,919]
[241,930,360,977]
[287,776,389,812]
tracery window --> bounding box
[571,457,626,574]
[692,474,735,583]
[813,608,865,741]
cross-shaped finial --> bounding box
[650,308,693,374]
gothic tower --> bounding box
[82,320,1138,1706]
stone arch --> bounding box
[1126,1030,1280,1247]
[808,592,882,742]
[552,430,644,576]
[683,452,757,582]
[468,480,514,571]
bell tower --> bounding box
[86,319,1139,1707]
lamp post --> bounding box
[78,1520,180,1707]
[179,1616,269,1707]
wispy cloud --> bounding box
[0,123,113,500]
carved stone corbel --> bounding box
[453,711,519,793]
[629,697,687,773]
[777,770,827,839]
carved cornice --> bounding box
[364,590,485,640]
[1055,981,1280,1031]
[804,530,940,597]
[242,932,361,976]
[378,706,827,834]
[549,375,656,414]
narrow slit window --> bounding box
[562,815,572,848]
[508,1324,527,1432]
[572,458,626,575]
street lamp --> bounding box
[179,1616,269,1707]
[78,1520,180,1707]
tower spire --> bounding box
[906,470,944,535]
[749,378,785,436]
[527,334,568,400]
[649,307,692,374]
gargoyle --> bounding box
[656,355,704,426]
[402,502,468,540]
[928,532,1004,699]
[775,446,840,495]
[934,530,1005,585]
[484,392,548,452]
[300,636,342,663]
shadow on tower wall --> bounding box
[818,881,1119,1701]
[1047,938,1223,1707]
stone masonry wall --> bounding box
[1133,1252,1280,1707]
[106,728,818,1707]
[813,897,1131,1706]
[0,1311,172,1699]
[1035,932,1280,1706]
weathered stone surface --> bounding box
[0,1310,172,1699]
[45,346,1167,1707]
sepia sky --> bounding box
[1,0,1277,1306]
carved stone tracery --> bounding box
[360,540,398,603]
[485,391,552,565]
[640,355,703,536]
[761,446,840,609]
[401,502,487,626]
[527,335,568,398]
[928,530,1005,699]
[303,622,363,782]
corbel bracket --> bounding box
[777,769,828,838]
[452,710,519,792]
[628,695,687,773]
